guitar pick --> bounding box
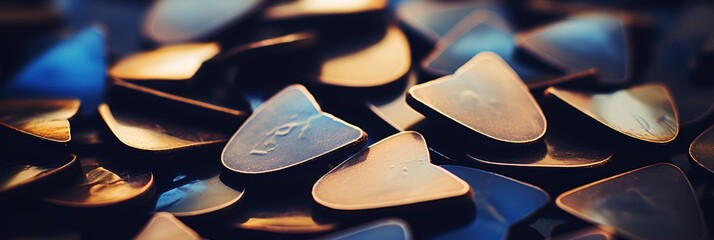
[550,227,615,240]
[109,43,220,81]
[151,164,245,217]
[314,25,410,88]
[134,212,201,240]
[0,99,79,143]
[557,163,706,240]
[366,71,425,131]
[263,0,386,20]
[315,219,411,240]
[546,84,679,144]
[2,26,106,115]
[44,157,154,208]
[435,165,549,240]
[422,10,587,88]
[222,84,366,174]
[408,52,547,144]
[144,0,261,43]
[397,1,493,43]
[312,131,469,210]
[690,124,714,174]
[0,154,78,195]
[516,14,630,85]
[99,103,229,152]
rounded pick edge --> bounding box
[555,163,706,240]
[317,218,412,240]
[156,187,246,217]
[0,98,80,143]
[464,151,613,168]
[689,124,714,175]
[97,103,227,152]
[408,52,548,144]
[138,212,201,239]
[108,42,221,81]
[311,131,471,210]
[220,84,367,175]
[0,154,79,194]
[44,170,156,208]
[544,84,679,144]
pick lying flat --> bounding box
[315,219,411,240]
[263,0,386,20]
[434,165,549,240]
[0,99,79,143]
[150,164,245,217]
[99,103,229,152]
[408,52,547,144]
[396,1,486,43]
[0,154,78,195]
[222,84,366,174]
[44,157,154,208]
[516,14,630,85]
[144,0,261,43]
[690,124,714,174]
[315,25,411,87]
[312,131,469,210]
[109,43,220,81]
[2,26,105,114]
[556,163,706,240]
[546,84,679,144]
[134,212,201,240]
[366,71,425,131]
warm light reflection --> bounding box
[264,0,386,19]
[239,214,335,233]
[110,43,220,80]
[0,99,80,142]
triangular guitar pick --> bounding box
[690,124,714,174]
[0,99,80,143]
[436,165,549,240]
[3,26,106,114]
[516,14,630,85]
[222,84,366,174]
[144,0,261,43]
[408,52,547,144]
[557,163,706,240]
[312,131,469,210]
[99,103,229,152]
[109,43,220,81]
[546,84,679,144]
[135,212,201,240]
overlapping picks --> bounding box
[144,0,261,43]
[134,213,201,240]
[0,155,78,195]
[312,131,469,210]
[109,43,220,81]
[546,84,679,144]
[409,52,547,144]
[315,219,412,240]
[516,14,630,85]
[222,84,367,175]
[0,99,79,143]
[435,166,549,240]
[557,163,706,240]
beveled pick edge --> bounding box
[555,163,706,240]
[464,150,613,168]
[312,131,471,210]
[409,52,548,144]
[545,83,680,144]
[155,183,245,217]
[0,99,80,143]
[689,124,714,174]
[0,154,78,194]
[221,84,367,175]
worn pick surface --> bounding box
[263,0,386,20]
[557,163,706,240]
[435,165,549,240]
[44,157,154,208]
[0,154,78,195]
[144,0,261,43]
[222,84,366,175]
[546,84,679,144]
[315,25,410,88]
[516,14,630,85]
[408,52,547,144]
[0,99,79,143]
[2,26,106,114]
[109,43,220,81]
[315,219,412,240]
[135,212,201,240]
[99,103,229,152]
[690,124,714,174]
[312,131,469,210]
